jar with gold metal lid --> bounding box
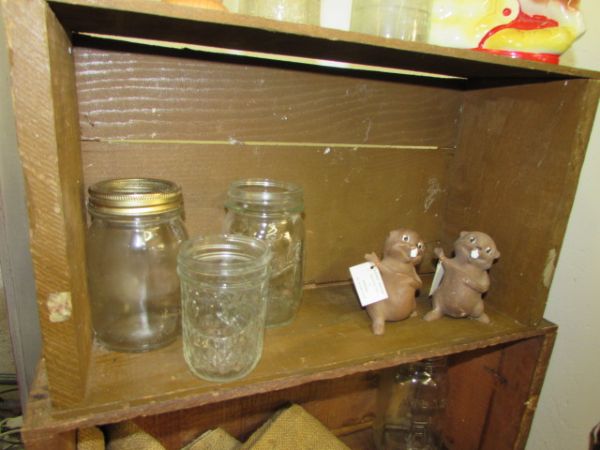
[86,178,188,352]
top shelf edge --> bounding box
[47,0,600,81]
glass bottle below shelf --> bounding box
[376,357,448,450]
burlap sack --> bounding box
[106,421,166,450]
[182,427,241,450]
[241,404,350,450]
[77,426,105,450]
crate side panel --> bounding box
[2,0,91,406]
[447,79,600,326]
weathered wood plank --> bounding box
[446,79,600,326]
[73,43,463,146]
[2,0,91,407]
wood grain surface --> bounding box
[74,44,462,145]
[2,0,92,407]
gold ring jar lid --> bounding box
[88,178,183,217]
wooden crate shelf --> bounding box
[1,0,598,448]
[24,284,549,437]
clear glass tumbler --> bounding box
[177,235,271,382]
[351,0,432,42]
[224,179,305,327]
[86,178,188,352]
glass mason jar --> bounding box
[177,235,271,382]
[239,0,320,25]
[224,179,305,327]
[86,178,188,352]
[376,358,448,450]
[351,0,432,42]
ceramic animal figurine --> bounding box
[364,228,424,336]
[424,231,500,324]
[429,0,585,64]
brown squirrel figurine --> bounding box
[364,228,424,335]
[424,231,500,324]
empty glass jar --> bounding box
[351,0,432,42]
[224,179,305,327]
[377,358,448,449]
[178,235,271,382]
[239,0,320,25]
[86,178,188,352]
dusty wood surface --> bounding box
[22,283,554,440]
[1,0,91,406]
[446,79,600,326]
[48,0,600,80]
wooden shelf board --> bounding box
[48,0,600,80]
[23,283,554,438]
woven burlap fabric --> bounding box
[106,421,166,450]
[241,404,350,450]
[183,427,241,450]
[77,426,105,450]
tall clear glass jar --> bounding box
[178,235,271,382]
[86,178,188,352]
[224,179,304,327]
[376,358,448,449]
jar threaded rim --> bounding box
[88,178,183,217]
[177,234,271,280]
[225,178,303,213]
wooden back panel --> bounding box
[446,79,600,326]
[75,43,463,281]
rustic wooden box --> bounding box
[2,0,598,448]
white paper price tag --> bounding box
[429,261,445,296]
[349,262,388,307]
